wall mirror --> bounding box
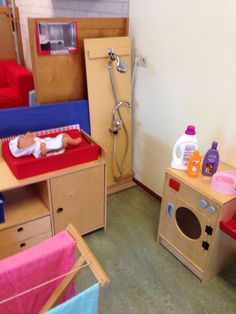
[36,21,78,56]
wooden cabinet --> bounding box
[50,164,105,235]
[0,137,107,259]
[157,163,236,281]
[0,183,52,259]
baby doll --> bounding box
[9,131,82,158]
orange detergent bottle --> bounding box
[187,150,202,177]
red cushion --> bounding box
[0,87,21,108]
[220,213,236,240]
[2,129,100,179]
[0,60,34,108]
[0,64,7,88]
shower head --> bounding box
[108,48,128,73]
[116,56,128,73]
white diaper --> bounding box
[33,134,65,158]
[44,134,64,151]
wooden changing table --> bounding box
[0,133,107,259]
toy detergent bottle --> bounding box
[171,125,198,170]
[187,150,202,177]
[202,141,219,176]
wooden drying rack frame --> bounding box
[39,224,110,313]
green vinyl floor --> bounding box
[79,186,236,314]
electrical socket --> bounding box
[136,56,147,67]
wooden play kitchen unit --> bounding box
[157,162,236,281]
[0,138,107,260]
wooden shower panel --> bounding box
[28,18,128,104]
[84,37,134,192]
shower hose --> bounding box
[108,60,130,181]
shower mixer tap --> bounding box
[109,117,123,134]
[112,101,131,115]
[109,101,131,134]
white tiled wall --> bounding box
[15,0,129,66]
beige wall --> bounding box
[129,0,236,196]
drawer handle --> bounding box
[56,207,64,214]
[17,227,24,232]
[20,243,26,248]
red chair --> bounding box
[0,60,34,109]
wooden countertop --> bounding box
[167,162,236,206]
[0,153,106,192]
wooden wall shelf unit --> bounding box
[157,162,236,282]
[28,18,128,104]
[0,134,107,259]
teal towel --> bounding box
[46,283,99,314]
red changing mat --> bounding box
[2,129,100,179]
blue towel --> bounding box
[46,283,99,314]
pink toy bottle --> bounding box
[202,141,219,176]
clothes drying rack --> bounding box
[40,224,110,313]
[0,224,110,313]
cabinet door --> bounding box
[50,166,105,235]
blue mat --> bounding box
[0,100,91,137]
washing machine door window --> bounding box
[175,206,202,239]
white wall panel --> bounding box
[130,0,236,195]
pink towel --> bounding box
[0,231,76,314]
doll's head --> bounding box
[9,132,36,157]
[18,132,35,149]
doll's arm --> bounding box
[40,142,47,156]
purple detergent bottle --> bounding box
[202,141,219,176]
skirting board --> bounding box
[108,179,136,195]
[108,177,163,199]
[133,178,162,202]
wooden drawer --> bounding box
[0,231,52,260]
[0,216,51,246]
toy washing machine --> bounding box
[157,165,236,281]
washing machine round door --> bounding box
[175,207,202,239]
